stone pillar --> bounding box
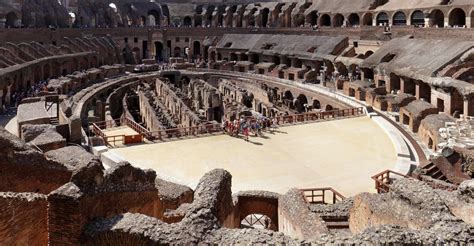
[400,77,406,94]
[467,16,472,28]
[464,96,474,116]
[415,81,421,100]
[424,17,430,27]
[444,17,449,27]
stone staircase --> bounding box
[423,162,448,181]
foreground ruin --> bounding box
[1,0,474,244]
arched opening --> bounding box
[217,53,222,60]
[471,9,474,28]
[193,41,201,57]
[429,9,444,27]
[250,53,259,64]
[5,12,19,28]
[325,104,333,111]
[376,12,389,26]
[348,13,360,27]
[362,13,373,26]
[308,11,318,26]
[293,13,305,27]
[194,16,202,27]
[393,11,407,26]
[312,99,321,109]
[262,8,270,27]
[183,16,192,26]
[364,50,374,58]
[230,53,238,61]
[295,94,308,113]
[411,10,425,26]
[147,10,161,26]
[155,42,164,62]
[332,14,344,27]
[449,8,466,27]
[320,14,331,27]
[381,53,396,63]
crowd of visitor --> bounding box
[1,79,49,114]
[222,116,278,141]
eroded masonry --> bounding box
[0,0,474,244]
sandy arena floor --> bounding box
[110,116,397,196]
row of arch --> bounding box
[4,6,472,29]
[307,8,472,28]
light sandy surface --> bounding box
[110,116,397,196]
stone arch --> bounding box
[312,99,321,109]
[284,90,293,101]
[448,8,466,27]
[348,13,360,26]
[236,196,278,231]
[332,14,344,27]
[392,11,407,26]
[147,9,161,26]
[411,10,425,26]
[364,50,374,58]
[295,94,308,113]
[5,12,20,28]
[319,14,331,27]
[230,53,238,61]
[471,8,474,28]
[376,12,389,26]
[293,13,305,27]
[307,11,318,26]
[429,9,444,27]
[335,62,348,76]
[362,12,373,26]
[183,16,192,26]
[325,104,333,111]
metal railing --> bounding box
[89,106,364,147]
[299,187,345,204]
[148,123,222,141]
[371,169,410,194]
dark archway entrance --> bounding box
[193,41,201,57]
[155,41,164,61]
[320,14,331,27]
[348,13,360,26]
[449,8,466,27]
[411,10,425,26]
[393,11,406,26]
[376,12,389,26]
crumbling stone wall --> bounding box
[0,192,48,245]
[48,162,162,245]
[0,127,71,194]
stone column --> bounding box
[444,17,449,27]
[463,96,474,116]
[415,81,421,100]
[467,16,472,28]
[400,77,406,94]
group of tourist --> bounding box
[221,116,278,141]
[1,79,50,113]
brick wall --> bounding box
[0,192,48,245]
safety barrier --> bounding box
[299,187,345,204]
[371,169,410,193]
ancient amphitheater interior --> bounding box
[0,0,474,244]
